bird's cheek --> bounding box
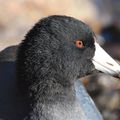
[82,48,95,60]
[85,60,95,74]
[77,60,94,78]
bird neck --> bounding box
[18,75,76,120]
[30,75,76,103]
[18,71,76,111]
[17,63,76,119]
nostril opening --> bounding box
[106,62,114,66]
[113,74,120,79]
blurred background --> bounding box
[0,0,120,120]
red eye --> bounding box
[75,40,84,48]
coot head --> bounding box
[17,15,95,89]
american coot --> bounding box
[0,15,120,120]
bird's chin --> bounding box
[76,73,85,79]
[76,70,95,79]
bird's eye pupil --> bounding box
[79,41,81,45]
[75,40,84,48]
